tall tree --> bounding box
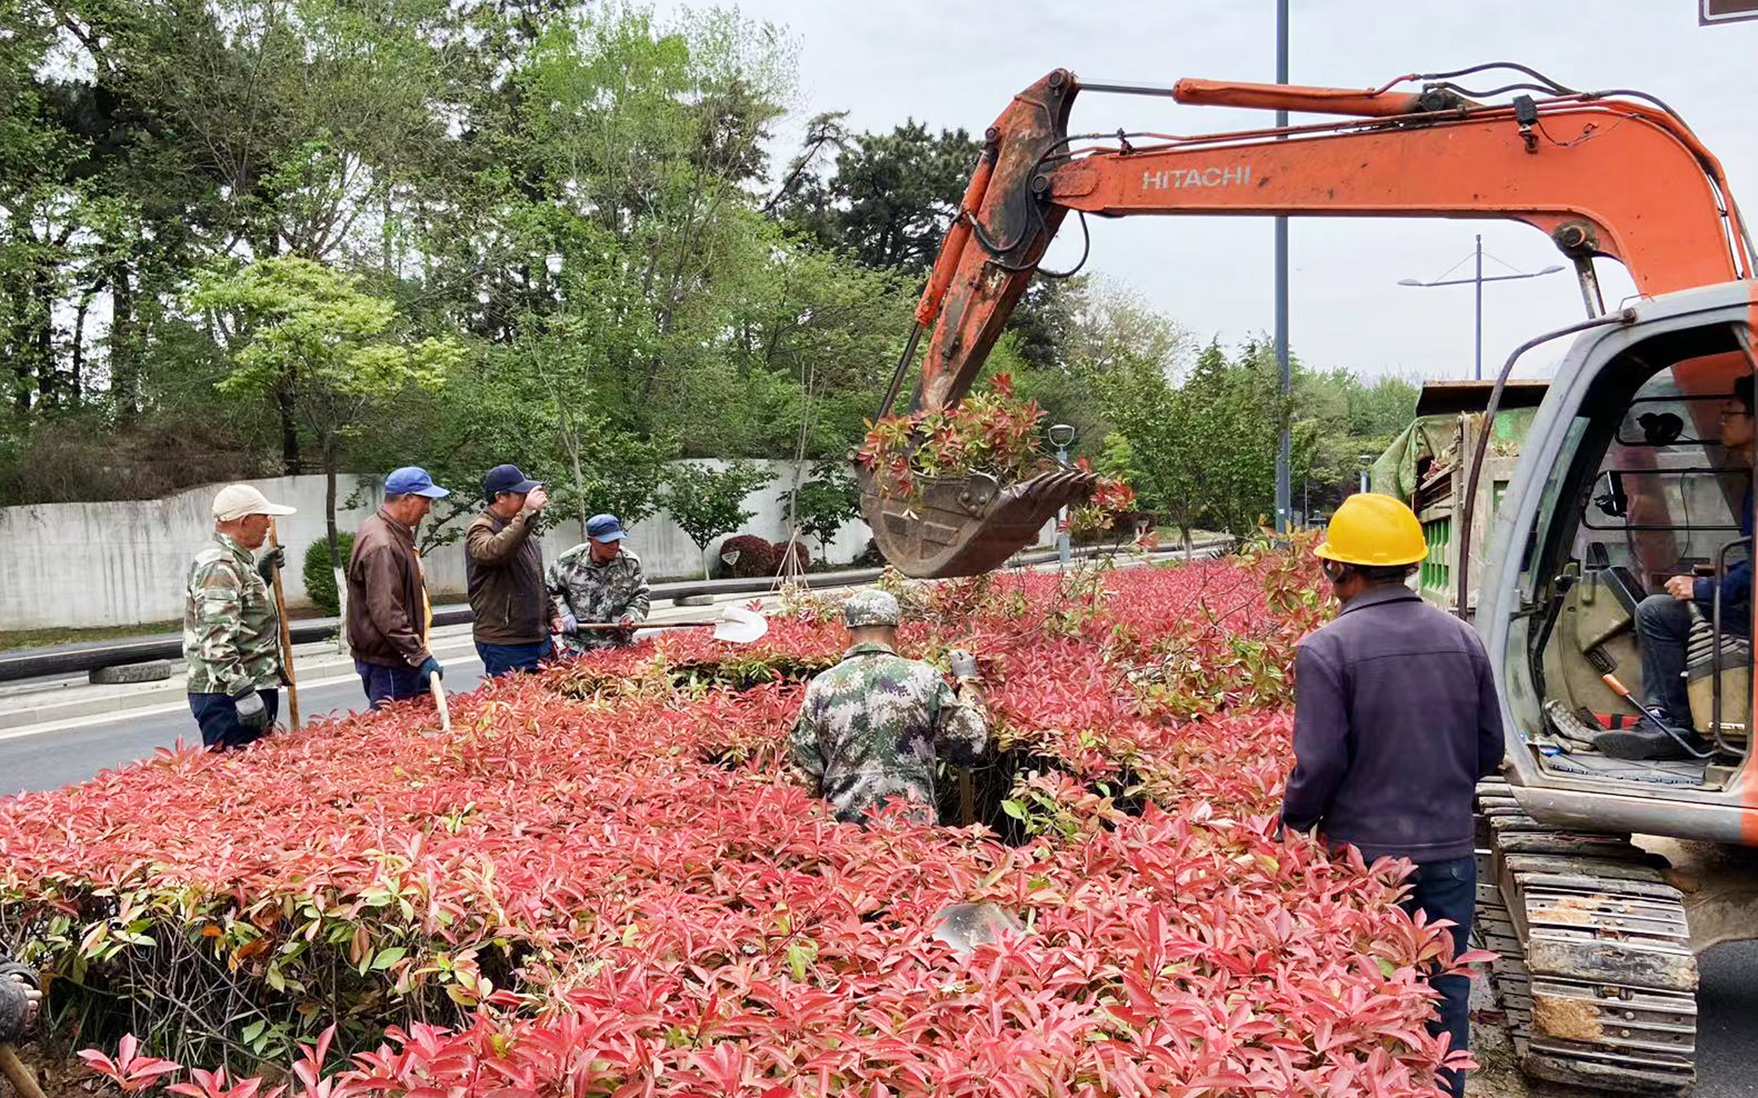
[192,256,462,562]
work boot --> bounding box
[1592,715,1712,761]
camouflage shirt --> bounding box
[788,642,990,823]
[547,545,651,655]
[183,532,281,696]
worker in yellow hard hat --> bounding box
[1283,492,1504,1098]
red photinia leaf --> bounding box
[39,548,1464,1098]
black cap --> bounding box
[483,464,540,498]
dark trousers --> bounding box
[188,689,278,751]
[1636,594,1695,725]
[476,637,552,678]
[1400,856,1474,1098]
[356,659,427,710]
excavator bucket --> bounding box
[855,461,1096,578]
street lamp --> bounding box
[1397,234,1565,380]
[1049,424,1076,566]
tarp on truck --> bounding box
[1369,380,1548,502]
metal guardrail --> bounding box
[0,538,1231,683]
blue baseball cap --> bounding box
[483,463,540,498]
[586,513,626,543]
[384,466,450,499]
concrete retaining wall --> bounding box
[0,461,914,630]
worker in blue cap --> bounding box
[346,466,451,708]
[465,463,556,676]
[547,513,651,655]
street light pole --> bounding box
[1049,424,1076,566]
[1273,0,1292,533]
[1474,234,1483,381]
[1399,244,1564,380]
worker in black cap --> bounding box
[465,463,559,676]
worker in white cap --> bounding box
[182,484,297,750]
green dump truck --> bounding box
[1370,380,1550,615]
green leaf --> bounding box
[1001,799,1027,821]
[241,1020,266,1043]
[372,946,408,970]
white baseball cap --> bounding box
[212,484,297,522]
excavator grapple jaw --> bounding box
[856,462,1096,578]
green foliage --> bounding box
[786,461,861,555]
[773,119,979,272]
[1290,368,1419,520]
[303,533,356,616]
[0,0,1415,554]
[193,258,458,408]
[661,461,777,575]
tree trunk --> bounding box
[30,249,56,408]
[277,380,300,475]
[325,436,349,652]
[324,439,340,568]
[110,263,138,421]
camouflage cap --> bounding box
[842,588,900,628]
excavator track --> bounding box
[1475,778,1698,1095]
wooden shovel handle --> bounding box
[430,672,451,732]
[268,521,300,731]
[572,620,715,631]
[0,1044,48,1098]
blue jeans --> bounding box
[476,637,552,678]
[188,689,279,751]
[356,659,428,710]
[1401,856,1474,1098]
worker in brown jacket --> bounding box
[347,466,450,708]
[466,463,559,676]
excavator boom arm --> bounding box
[909,69,1748,413]
[864,67,1749,579]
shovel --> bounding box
[570,605,768,644]
[0,1044,47,1098]
[429,672,451,733]
[267,520,300,731]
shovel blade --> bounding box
[930,902,1023,958]
[711,605,768,644]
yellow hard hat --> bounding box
[1315,493,1427,567]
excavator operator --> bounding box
[1595,375,1754,761]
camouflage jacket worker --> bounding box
[183,532,280,696]
[788,642,990,823]
[547,546,651,655]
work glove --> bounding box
[233,689,269,731]
[560,613,578,635]
[418,656,444,682]
[0,961,39,1043]
[256,545,286,584]
[948,649,979,681]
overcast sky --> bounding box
[663,0,1758,382]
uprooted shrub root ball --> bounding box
[1,536,1486,1097]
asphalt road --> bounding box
[1694,944,1758,1096]
[0,655,487,796]
[4,652,1757,1094]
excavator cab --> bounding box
[1484,289,1756,814]
[1473,285,1757,1094]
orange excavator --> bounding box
[861,65,1749,575]
[872,66,1758,1094]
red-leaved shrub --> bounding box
[0,538,1484,1097]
